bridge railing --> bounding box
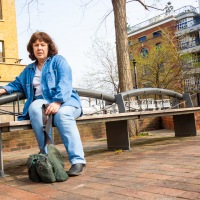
[0,88,116,120]
[115,88,193,113]
[0,88,193,119]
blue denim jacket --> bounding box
[3,55,82,120]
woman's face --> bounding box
[33,39,48,62]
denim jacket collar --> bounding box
[27,57,52,70]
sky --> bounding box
[15,0,199,86]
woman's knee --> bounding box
[54,109,72,121]
[54,108,75,127]
[29,99,47,116]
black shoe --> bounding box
[67,164,86,176]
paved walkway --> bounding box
[1,129,200,200]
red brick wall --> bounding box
[2,123,107,152]
[2,129,38,152]
[161,116,174,130]
[5,112,200,152]
[137,117,162,132]
[128,20,177,56]
[162,112,200,130]
[2,118,162,152]
[195,112,200,130]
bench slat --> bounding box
[0,107,200,132]
[137,107,200,118]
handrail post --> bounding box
[144,91,148,110]
[183,93,193,108]
[12,101,15,121]
[0,121,5,177]
[160,92,164,110]
[17,94,20,115]
[115,94,126,113]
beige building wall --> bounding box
[0,0,25,83]
[0,0,18,60]
[0,63,25,83]
[0,0,26,123]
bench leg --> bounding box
[173,113,197,137]
[105,120,131,150]
[0,129,5,177]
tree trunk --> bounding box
[111,0,133,92]
[112,0,136,136]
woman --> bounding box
[0,32,86,176]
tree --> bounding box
[132,29,184,93]
[111,0,133,93]
[78,38,119,94]
[79,0,149,94]
[111,0,157,92]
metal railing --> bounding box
[0,88,193,118]
[0,57,22,64]
[0,88,116,119]
[115,88,193,113]
[178,38,200,50]
[177,18,200,31]
[128,5,198,34]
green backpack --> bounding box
[26,104,68,183]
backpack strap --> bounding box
[40,104,52,153]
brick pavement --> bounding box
[1,129,200,199]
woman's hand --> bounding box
[0,88,7,96]
[45,102,61,115]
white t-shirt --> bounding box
[33,67,42,96]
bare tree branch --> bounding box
[126,0,148,10]
[82,0,165,37]
[78,38,119,93]
[126,0,164,11]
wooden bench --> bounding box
[1,106,200,177]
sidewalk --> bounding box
[1,129,200,200]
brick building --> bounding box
[0,0,25,86]
[0,0,26,122]
[128,5,200,93]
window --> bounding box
[0,41,4,62]
[153,31,162,38]
[140,48,148,57]
[0,0,2,20]
[177,18,187,30]
[156,43,161,50]
[138,36,146,43]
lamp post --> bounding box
[132,58,138,89]
[129,54,139,100]
[129,53,138,89]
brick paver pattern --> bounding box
[1,129,200,200]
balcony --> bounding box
[176,18,200,37]
[179,38,200,54]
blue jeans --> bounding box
[28,99,86,165]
